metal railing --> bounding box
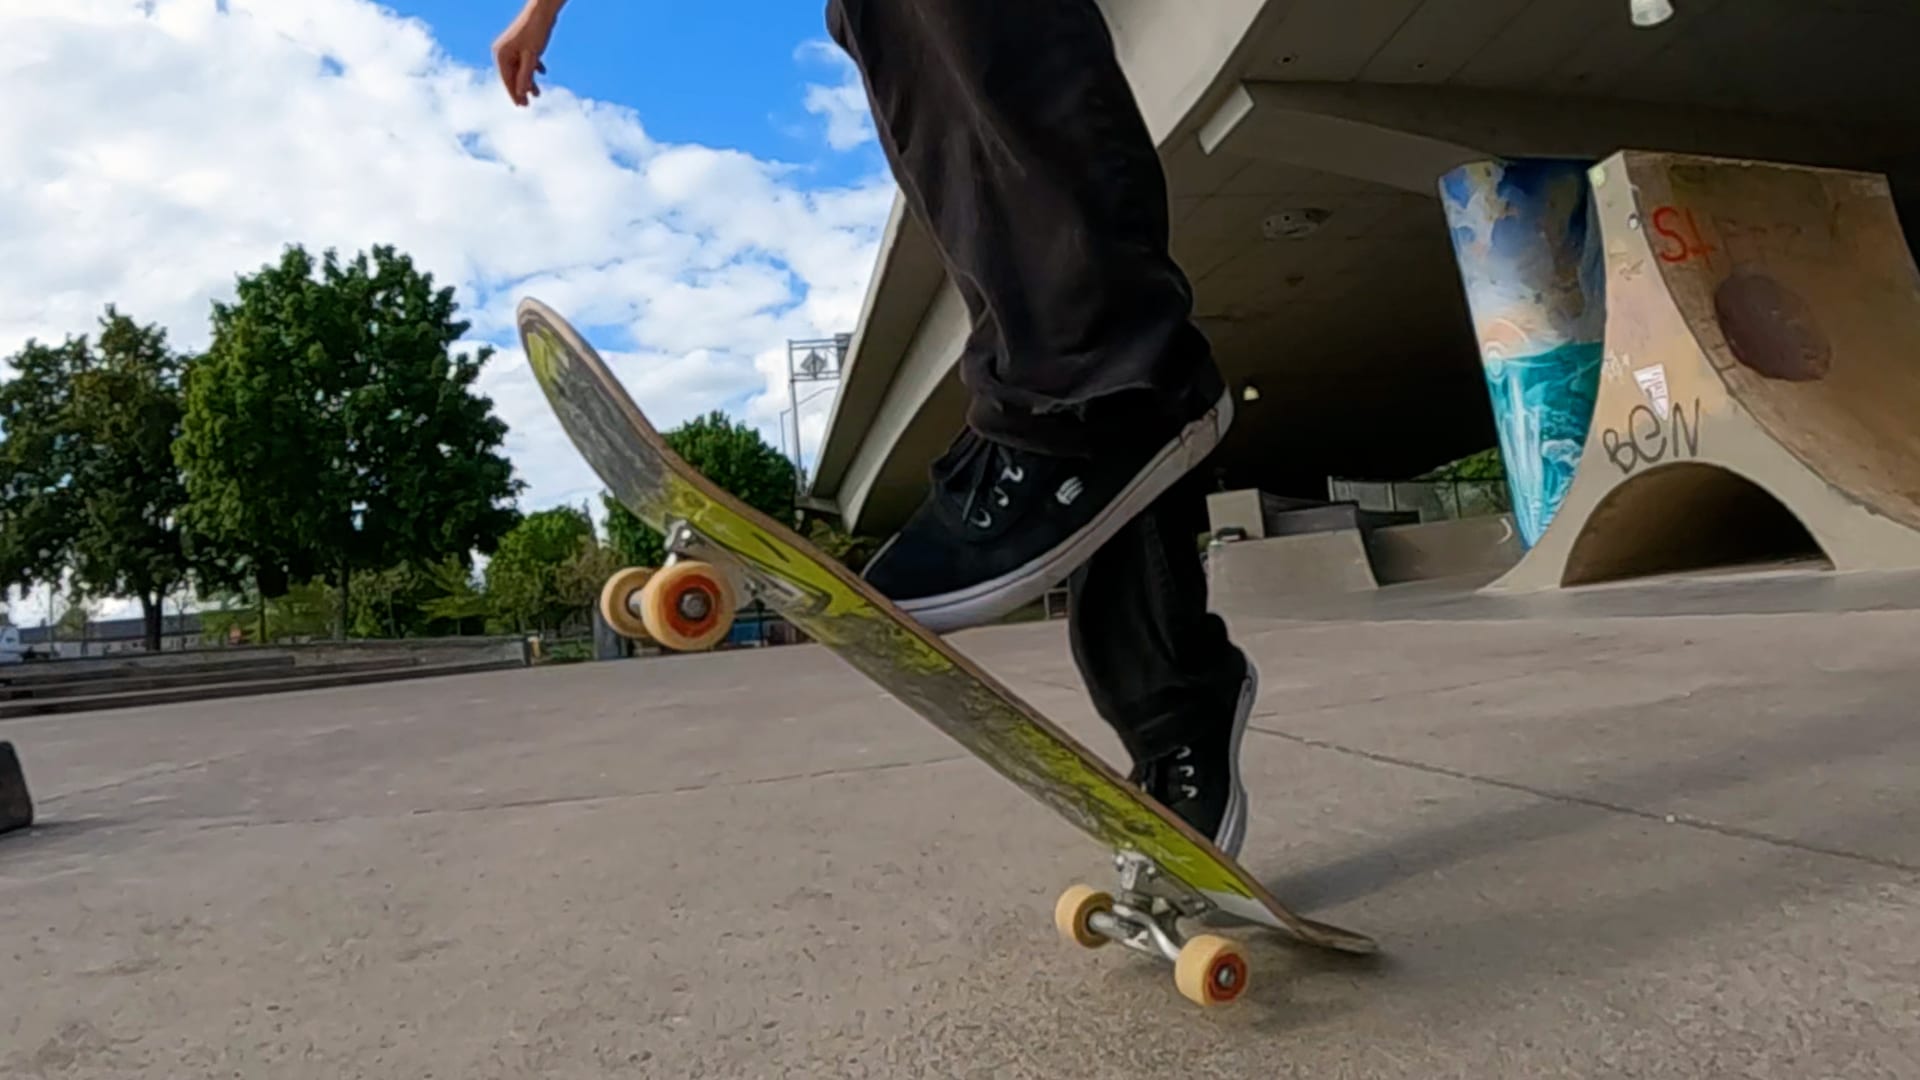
[1325,478,1511,523]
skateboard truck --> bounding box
[597,519,743,652]
[1054,850,1252,1007]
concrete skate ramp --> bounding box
[1493,150,1920,591]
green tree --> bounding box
[175,244,522,638]
[0,309,194,651]
[603,491,660,568]
[1420,447,1506,482]
[68,310,194,650]
[602,410,797,567]
[558,534,624,617]
[199,581,337,644]
[346,561,471,639]
[485,505,597,634]
[0,337,85,597]
[57,595,98,643]
[419,555,494,634]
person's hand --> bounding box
[493,0,561,106]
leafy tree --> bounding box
[68,310,194,650]
[603,410,797,567]
[557,535,624,616]
[603,491,661,569]
[57,596,98,641]
[1420,447,1506,482]
[199,581,337,644]
[347,560,479,639]
[485,505,597,634]
[1417,447,1511,514]
[0,308,193,651]
[419,555,494,634]
[175,244,522,638]
[347,563,416,639]
[0,337,85,596]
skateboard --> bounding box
[517,298,1378,1006]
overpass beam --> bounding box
[1197,81,1877,196]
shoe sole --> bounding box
[1215,659,1255,859]
[890,388,1236,634]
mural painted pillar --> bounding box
[1439,159,1606,548]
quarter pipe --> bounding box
[1492,150,1920,590]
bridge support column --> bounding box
[1439,159,1605,548]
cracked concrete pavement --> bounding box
[5,599,1920,1077]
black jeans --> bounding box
[826,0,1247,760]
[824,0,1225,459]
[1067,470,1250,763]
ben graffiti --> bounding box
[1600,397,1703,474]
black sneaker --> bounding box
[861,389,1233,633]
[1130,659,1255,857]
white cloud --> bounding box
[797,40,875,152]
[0,0,898,626]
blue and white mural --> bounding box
[1439,159,1606,548]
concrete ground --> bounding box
[6,582,1920,1077]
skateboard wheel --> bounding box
[1053,884,1113,949]
[599,566,656,640]
[639,561,736,651]
[1174,934,1249,1007]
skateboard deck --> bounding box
[517,298,1376,1001]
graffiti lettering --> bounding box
[1651,206,1716,265]
[1600,397,1702,475]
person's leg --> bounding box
[826,0,1233,631]
[1066,468,1254,854]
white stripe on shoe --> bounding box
[895,388,1235,634]
[1215,659,1255,859]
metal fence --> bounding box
[1325,478,1511,523]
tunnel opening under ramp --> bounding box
[1560,462,1826,586]
[1488,150,1920,593]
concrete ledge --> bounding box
[1,657,433,705]
[1206,531,1379,618]
[1,655,294,690]
[0,742,30,835]
[1207,488,1417,540]
[0,659,524,720]
[9,636,528,679]
[1366,515,1524,585]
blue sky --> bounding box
[380,0,892,438]
[392,0,883,188]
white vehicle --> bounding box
[0,626,26,665]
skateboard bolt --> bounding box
[677,591,711,621]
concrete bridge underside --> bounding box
[806,0,1920,537]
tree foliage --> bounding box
[485,505,598,634]
[418,556,494,632]
[1419,447,1506,482]
[602,411,798,568]
[69,311,194,649]
[2,242,850,650]
[175,244,522,637]
[347,560,495,639]
[0,337,84,593]
[0,308,192,649]
[198,581,338,644]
